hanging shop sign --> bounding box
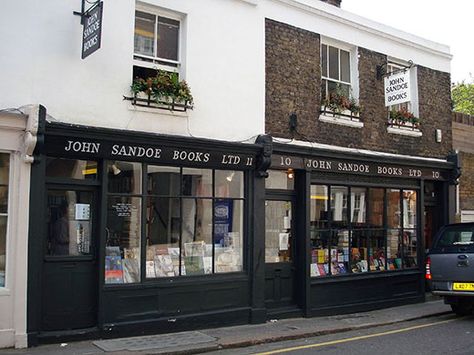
[384,70,411,106]
[272,154,449,181]
[81,1,103,59]
[45,136,256,170]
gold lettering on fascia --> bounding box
[111,144,162,159]
[64,140,100,154]
[172,150,210,163]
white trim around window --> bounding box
[134,3,185,74]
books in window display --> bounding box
[184,241,205,257]
[317,263,327,276]
[154,255,175,277]
[122,258,139,283]
[184,255,205,275]
[105,255,124,284]
[310,263,320,277]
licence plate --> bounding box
[453,282,474,291]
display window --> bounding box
[105,162,245,284]
[310,184,418,277]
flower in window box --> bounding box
[129,70,194,111]
[321,87,360,119]
[389,108,420,128]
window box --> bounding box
[123,70,194,112]
[387,108,421,137]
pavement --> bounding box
[0,296,452,355]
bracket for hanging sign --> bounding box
[376,60,414,80]
[73,0,103,59]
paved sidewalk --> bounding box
[0,299,451,355]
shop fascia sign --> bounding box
[272,154,448,181]
[384,70,411,106]
[45,137,256,170]
[74,1,103,59]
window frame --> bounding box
[320,38,359,103]
[133,5,183,74]
[310,182,420,278]
[386,58,420,133]
[104,161,247,285]
[0,152,10,289]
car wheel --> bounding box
[450,302,473,316]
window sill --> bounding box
[319,113,363,128]
[127,104,189,118]
[0,288,11,296]
[387,126,422,137]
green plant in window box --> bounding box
[129,70,194,111]
[389,108,420,129]
[321,86,361,119]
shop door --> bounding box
[41,187,98,331]
[264,200,296,309]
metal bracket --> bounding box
[73,0,99,24]
[376,60,414,80]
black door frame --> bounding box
[41,183,100,331]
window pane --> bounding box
[340,50,350,83]
[351,230,368,273]
[321,44,328,77]
[147,165,180,195]
[107,161,142,194]
[182,198,213,275]
[310,230,329,276]
[0,216,6,287]
[134,11,156,57]
[0,187,7,214]
[182,168,213,197]
[46,158,98,180]
[331,186,348,227]
[403,190,417,228]
[403,230,417,268]
[265,201,292,263]
[106,196,141,284]
[265,170,294,190]
[328,46,339,80]
[0,154,9,214]
[215,200,243,273]
[146,197,180,278]
[327,80,338,98]
[387,189,401,228]
[340,83,350,98]
[331,230,349,275]
[157,16,179,61]
[310,185,329,228]
[368,188,384,227]
[350,187,366,225]
[215,170,243,198]
[369,230,386,271]
[387,229,402,270]
[47,190,94,256]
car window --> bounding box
[433,225,474,251]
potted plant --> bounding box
[127,70,194,111]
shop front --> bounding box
[266,143,456,316]
[27,121,265,344]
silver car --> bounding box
[427,223,474,315]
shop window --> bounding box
[311,185,419,277]
[265,170,295,190]
[105,163,245,284]
[320,42,361,126]
[0,154,9,287]
[46,157,98,180]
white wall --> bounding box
[0,0,265,142]
[0,113,33,349]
